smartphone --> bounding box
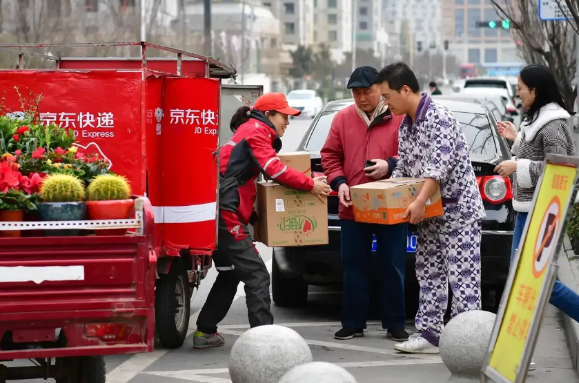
[364,160,376,173]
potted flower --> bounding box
[0,189,37,237]
[37,174,86,236]
[86,174,133,236]
[0,155,38,237]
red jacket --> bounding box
[219,110,314,225]
[320,103,404,220]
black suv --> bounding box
[272,98,515,313]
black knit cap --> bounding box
[347,66,379,89]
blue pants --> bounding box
[340,219,407,329]
[512,212,579,322]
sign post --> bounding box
[481,154,579,383]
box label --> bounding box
[278,215,318,234]
[275,199,285,212]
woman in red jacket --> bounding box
[193,93,330,349]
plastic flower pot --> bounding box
[0,210,24,238]
[37,202,87,237]
[86,199,134,236]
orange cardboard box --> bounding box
[350,178,443,225]
[278,152,312,177]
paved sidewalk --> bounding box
[136,298,577,383]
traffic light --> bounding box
[417,41,422,53]
[476,20,510,29]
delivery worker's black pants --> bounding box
[196,210,273,334]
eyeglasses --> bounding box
[382,89,400,101]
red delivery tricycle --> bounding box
[0,42,243,382]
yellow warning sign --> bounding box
[488,161,577,381]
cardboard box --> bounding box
[351,178,443,225]
[278,152,311,177]
[257,181,328,247]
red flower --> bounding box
[54,147,66,156]
[20,172,42,194]
[16,126,29,135]
[75,152,85,159]
[0,162,21,193]
[12,134,19,142]
[32,147,46,159]
[14,150,22,156]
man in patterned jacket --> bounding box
[374,62,486,354]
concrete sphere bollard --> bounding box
[279,362,358,383]
[439,310,497,383]
[229,325,313,383]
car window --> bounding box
[304,111,338,151]
[305,107,498,155]
[453,111,498,154]
[288,92,314,100]
[464,81,508,91]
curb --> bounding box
[558,236,579,376]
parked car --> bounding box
[272,98,515,314]
[286,90,324,119]
[463,77,518,108]
[431,93,512,124]
[462,87,521,127]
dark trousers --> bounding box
[196,210,273,334]
[340,219,407,330]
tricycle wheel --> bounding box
[56,356,105,383]
[155,259,191,348]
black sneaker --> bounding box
[334,328,364,340]
[387,328,409,341]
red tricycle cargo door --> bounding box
[145,77,221,255]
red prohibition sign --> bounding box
[533,196,561,278]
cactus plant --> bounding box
[87,174,131,201]
[40,174,85,202]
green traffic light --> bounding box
[502,19,510,29]
[488,21,497,28]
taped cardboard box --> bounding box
[257,181,328,247]
[351,178,443,225]
[278,152,312,177]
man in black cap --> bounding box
[321,66,409,342]
[429,81,442,95]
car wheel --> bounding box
[272,252,308,307]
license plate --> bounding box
[371,233,418,253]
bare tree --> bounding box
[490,0,576,107]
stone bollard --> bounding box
[229,325,313,383]
[439,310,497,383]
[279,361,358,383]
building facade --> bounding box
[355,0,382,52]
[383,0,442,54]
[440,0,519,65]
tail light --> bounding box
[85,323,133,341]
[507,105,518,114]
[477,176,513,204]
[312,171,338,195]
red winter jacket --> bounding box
[219,110,314,225]
[320,103,404,220]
